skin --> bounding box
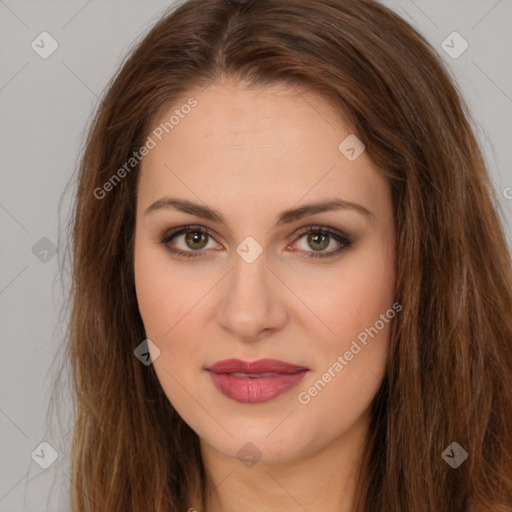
[133,77,397,512]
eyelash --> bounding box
[160,224,352,260]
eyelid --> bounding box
[293,225,350,242]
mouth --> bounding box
[205,358,309,403]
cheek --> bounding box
[343,253,395,331]
[296,242,396,349]
[330,245,395,378]
[133,242,207,426]
[133,240,209,378]
[134,240,182,337]
[296,249,395,433]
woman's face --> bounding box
[134,78,396,465]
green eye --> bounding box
[294,226,352,259]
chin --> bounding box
[198,422,316,466]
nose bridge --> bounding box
[231,244,267,297]
[217,242,286,339]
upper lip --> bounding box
[206,358,309,374]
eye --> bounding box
[160,225,219,259]
[160,224,352,260]
[292,226,352,259]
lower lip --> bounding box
[207,371,308,403]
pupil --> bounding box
[186,231,206,249]
[309,233,328,251]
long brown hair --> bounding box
[62,0,512,510]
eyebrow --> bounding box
[144,197,373,225]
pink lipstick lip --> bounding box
[206,358,309,374]
[205,358,309,403]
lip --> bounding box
[206,358,309,403]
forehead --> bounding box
[149,78,353,154]
[137,79,389,220]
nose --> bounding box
[216,250,288,341]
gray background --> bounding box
[1,1,511,510]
